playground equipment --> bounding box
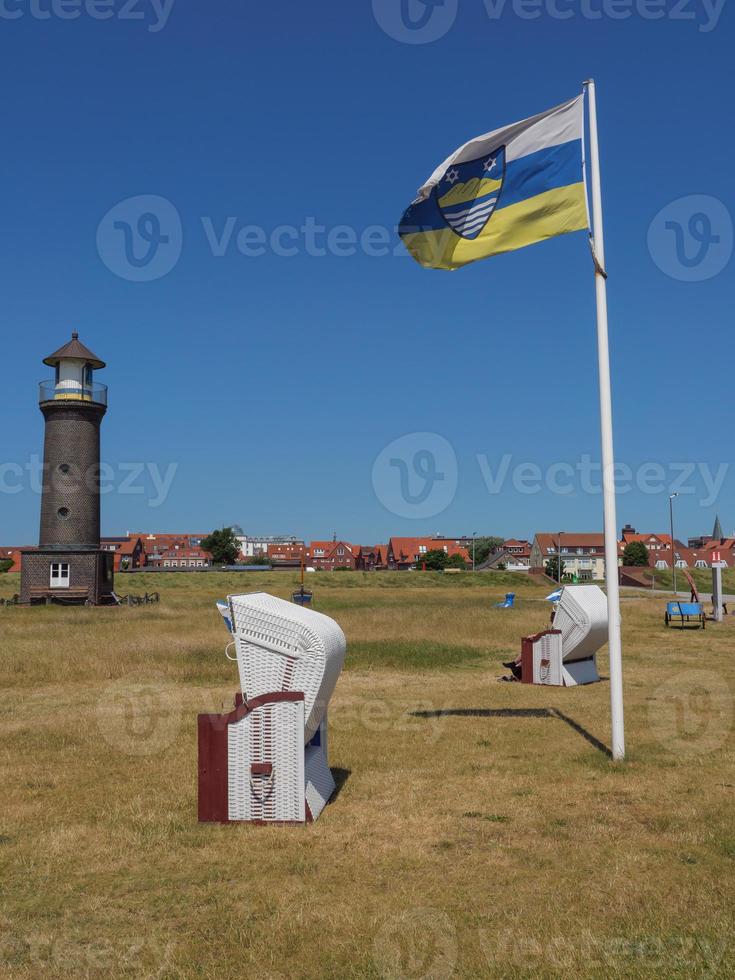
[667,565,725,625]
[292,585,314,606]
[682,568,700,603]
[495,593,515,609]
[520,584,607,686]
[199,593,345,824]
[664,601,705,629]
[292,555,314,606]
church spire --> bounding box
[712,514,723,541]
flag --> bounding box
[398,95,588,271]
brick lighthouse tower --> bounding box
[20,333,115,605]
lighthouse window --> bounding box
[50,562,70,588]
[57,507,70,519]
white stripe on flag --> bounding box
[443,197,497,220]
[417,95,583,200]
[447,204,497,233]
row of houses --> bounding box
[0,532,213,574]
[263,536,475,571]
[106,533,212,570]
[524,519,734,580]
[3,518,731,576]
[0,532,474,574]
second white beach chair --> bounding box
[521,584,607,686]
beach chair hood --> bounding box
[553,585,608,662]
[226,591,346,742]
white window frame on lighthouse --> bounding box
[49,562,70,588]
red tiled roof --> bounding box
[388,537,469,563]
[101,536,143,555]
[617,535,690,569]
[118,538,143,555]
[308,541,357,558]
[309,540,356,551]
[619,532,672,547]
[129,533,209,555]
[704,537,735,551]
[534,533,605,554]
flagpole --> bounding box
[583,78,625,761]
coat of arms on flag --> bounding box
[398,95,587,270]
[435,147,505,240]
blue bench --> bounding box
[664,601,705,629]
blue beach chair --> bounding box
[495,592,515,609]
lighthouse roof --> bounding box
[43,332,105,370]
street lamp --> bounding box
[472,531,477,572]
[557,531,564,584]
[669,492,678,594]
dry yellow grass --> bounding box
[1,571,734,978]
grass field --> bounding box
[1,570,734,978]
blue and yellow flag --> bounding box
[399,96,588,270]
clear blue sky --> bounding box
[1,2,733,545]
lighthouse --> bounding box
[20,333,115,605]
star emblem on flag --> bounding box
[445,168,459,184]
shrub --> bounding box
[623,541,650,566]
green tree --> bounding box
[0,559,12,574]
[201,527,240,565]
[471,536,505,565]
[622,541,649,566]
[445,552,468,569]
[416,549,449,570]
[545,556,566,581]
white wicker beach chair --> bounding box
[521,585,607,686]
[199,592,346,824]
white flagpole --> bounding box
[583,79,625,761]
